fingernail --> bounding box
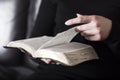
[65,20,71,25]
[75,27,80,32]
[76,13,79,17]
[76,13,81,17]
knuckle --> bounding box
[96,29,100,34]
[92,21,99,27]
[95,34,101,40]
[77,18,81,23]
[91,15,98,20]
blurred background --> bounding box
[0,0,41,65]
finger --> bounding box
[84,34,101,41]
[56,62,61,65]
[75,23,93,32]
[41,58,52,64]
[65,14,91,25]
[51,61,56,64]
[81,29,100,36]
[50,60,61,64]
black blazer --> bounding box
[30,0,120,62]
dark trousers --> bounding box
[0,65,16,80]
[23,59,120,80]
[0,59,120,80]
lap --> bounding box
[0,65,16,80]
[24,59,120,80]
[0,58,119,80]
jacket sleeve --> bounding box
[103,20,120,56]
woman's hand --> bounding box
[41,58,60,65]
[65,14,112,41]
[41,58,52,64]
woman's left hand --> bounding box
[65,14,112,41]
[41,58,60,65]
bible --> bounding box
[5,27,99,66]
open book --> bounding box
[5,27,99,66]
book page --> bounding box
[42,42,90,53]
[40,27,78,49]
[20,36,53,50]
[7,36,53,51]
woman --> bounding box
[26,0,120,79]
